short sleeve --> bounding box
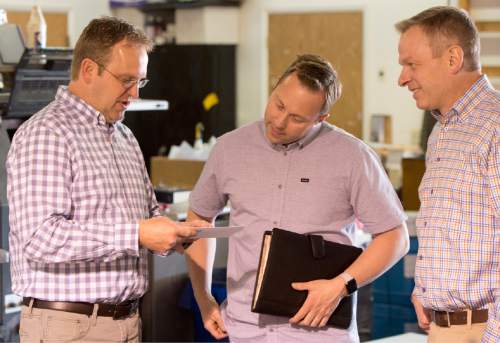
[350,145,406,234]
[189,140,228,218]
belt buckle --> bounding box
[445,311,451,327]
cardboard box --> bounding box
[150,157,205,189]
[402,158,425,210]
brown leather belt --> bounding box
[428,308,488,327]
[22,297,138,320]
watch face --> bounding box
[346,279,357,295]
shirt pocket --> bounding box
[285,176,350,227]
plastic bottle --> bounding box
[144,15,155,41]
[26,5,46,49]
[0,9,8,25]
[194,122,205,150]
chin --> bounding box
[111,111,126,123]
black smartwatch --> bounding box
[339,272,358,295]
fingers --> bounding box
[319,316,329,327]
[412,295,431,331]
[291,282,308,291]
[289,280,338,328]
[207,310,227,339]
[175,225,198,238]
[309,314,324,328]
[289,301,309,324]
[214,310,227,333]
[201,303,227,340]
[205,320,227,340]
[295,307,331,328]
[174,244,185,254]
[185,219,213,228]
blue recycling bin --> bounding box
[179,268,229,342]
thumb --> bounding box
[291,281,309,291]
[176,225,197,238]
[213,309,226,332]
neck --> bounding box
[68,81,100,112]
[438,71,482,116]
[68,81,87,103]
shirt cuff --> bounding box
[115,222,140,257]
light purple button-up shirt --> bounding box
[7,86,159,303]
[190,120,406,341]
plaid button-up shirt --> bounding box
[6,86,159,303]
[414,76,499,341]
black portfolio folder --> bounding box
[251,228,363,329]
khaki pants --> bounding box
[428,322,487,343]
[19,305,141,343]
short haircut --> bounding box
[71,16,153,80]
[275,54,342,115]
[395,6,480,71]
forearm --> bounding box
[185,209,216,300]
[344,223,409,287]
[24,217,139,264]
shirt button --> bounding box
[430,189,434,195]
[419,255,423,260]
[422,287,426,293]
[284,152,287,156]
[424,221,427,227]
[436,157,440,162]
[273,221,277,225]
[278,184,282,189]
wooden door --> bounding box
[268,12,363,138]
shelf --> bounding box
[126,99,169,111]
[475,21,500,31]
[483,65,500,77]
[140,0,240,12]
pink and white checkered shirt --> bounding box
[414,76,500,341]
[6,86,159,303]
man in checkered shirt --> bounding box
[6,17,198,342]
[397,6,499,343]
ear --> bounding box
[317,113,330,123]
[447,45,464,74]
[79,58,98,84]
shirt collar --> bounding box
[432,75,492,124]
[55,85,115,132]
[259,119,324,151]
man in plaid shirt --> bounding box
[397,6,499,342]
[7,17,198,342]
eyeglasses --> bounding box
[94,61,149,89]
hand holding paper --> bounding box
[181,226,244,249]
[193,226,244,239]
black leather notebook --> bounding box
[251,228,363,329]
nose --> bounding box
[398,67,410,87]
[127,83,140,98]
[274,112,288,129]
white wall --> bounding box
[0,0,111,47]
[0,0,450,145]
[237,0,447,145]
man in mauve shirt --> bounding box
[7,17,199,342]
[397,6,499,343]
[184,54,410,342]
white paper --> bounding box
[193,226,243,239]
